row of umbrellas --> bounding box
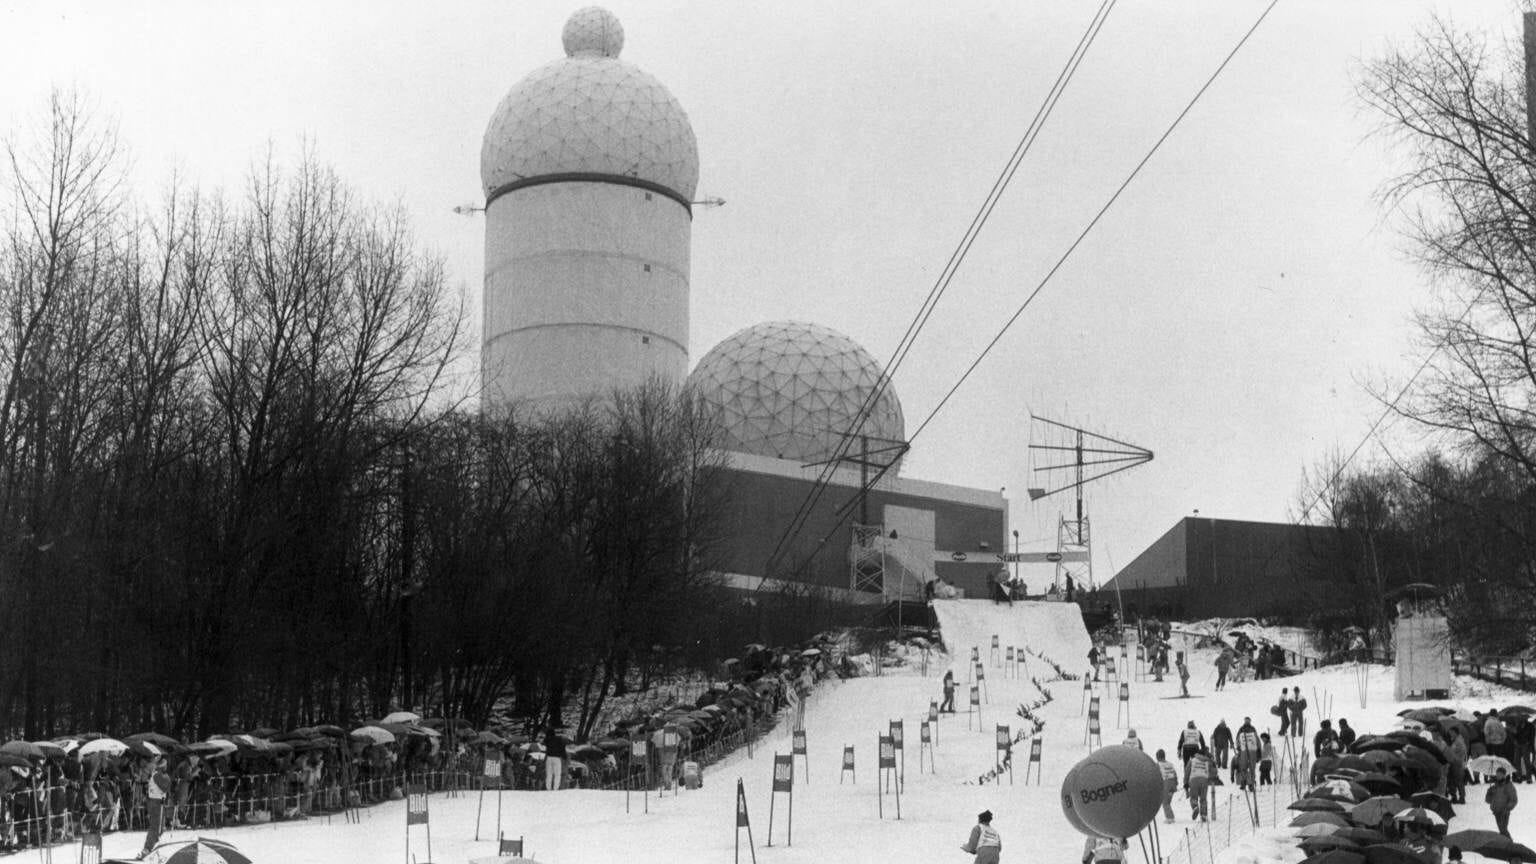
[1288,758,1536,864]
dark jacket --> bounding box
[544,733,568,761]
[1487,776,1519,814]
[1212,724,1233,749]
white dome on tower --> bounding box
[481,7,699,204]
[688,321,906,471]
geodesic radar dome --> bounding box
[481,6,699,203]
[688,321,906,472]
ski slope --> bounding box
[80,605,1536,864]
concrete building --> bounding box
[481,7,698,408]
[1102,516,1346,619]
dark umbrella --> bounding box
[1362,844,1429,864]
[1500,706,1536,718]
[159,837,252,864]
[310,725,348,738]
[1336,755,1380,773]
[1399,739,1447,764]
[1291,798,1351,813]
[248,727,279,739]
[1293,812,1352,828]
[1335,828,1390,845]
[474,731,508,747]
[1302,836,1364,854]
[1445,830,1536,862]
[1353,736,1408,754]
[1357,751,1402,769]
[0,753,30,769]
[1409,791,1455,822]
[1301,851,1366,864]
[126,733,186,754]
[1355,773,1404,796]
[1400,709,1449,725]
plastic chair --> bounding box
[498,833,524,856]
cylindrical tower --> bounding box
[480,7,699,409]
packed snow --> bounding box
[72,600,1536,864]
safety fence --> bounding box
[1166,747,1311,864]
[0,704,799,857]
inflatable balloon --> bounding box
[1063,745,1164,839]
[1061,771,1109,838]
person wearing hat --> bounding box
[961,809,1002,863]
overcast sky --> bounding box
[2,0,1524,587]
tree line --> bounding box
[1288,14,1536,656]
[0,91,732,741]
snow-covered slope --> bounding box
[931,599,1094,677]
[81,619,1536,864]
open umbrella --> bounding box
[1291,798,1351,813]
[0,753,31,769]
[310,725,348,739]
[1293,812,1352,829]
[126,733,185,753]
[380,711,422,725]
[0,741,45,761]
[474,731,508,747]
[1409,791,1456,822]
[158,837,252,864]
[1363,844,1428,864]
[1350,797,1413,826]
[1393,807,1446,829]
[189,739,237,757]
[1500,706,1536,718]
[1298,823,1344,838]
[350,726,396,746]
[1335,755,1380,773]
[1357,751,1402,769]
[1335,828,1390,845]
[1398,738,1447,764]
[1301,851,1365,864]
[127,740,163,758]
[1445,830,1536,862]
[29,741,65,760]
[1311,779,1372,803]
[78,738,126,757]
[1353,736,1408,754]
[1469,755,1516,776]
[1354,773,1404,796]
[1302,836,1364,854]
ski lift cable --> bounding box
[908,0,1282,446]
[760,0,1120,578]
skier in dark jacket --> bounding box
[1337,718,1357,749]
[1211,721,1233,769]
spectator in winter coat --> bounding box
[1486,712,1510,763]
[1177,656,1190,697]
[1211,721,1233,769]
[1488,768,1519,837]
[1156,750,1179,823]
[543,729,568,791]
[1314,719,1341,757]
[1448,730,1469,805]
[139,757,173,858]
[1122,729,1143,751]
[941,670,957,713]
[1512,717,1535,781]
[1275,689,1294,737]
[1259,733,1275,786]
[1214,649,1233,690]
[1337,719,1357,749]
[1290,690,1309,739]
[962,809,1002,864]
[1176,722,1206,784]
[1187,748,1215,821]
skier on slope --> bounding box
[961,809,1002,864]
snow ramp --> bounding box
[931,598,1092,674]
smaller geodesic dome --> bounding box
[687,321,906,471]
